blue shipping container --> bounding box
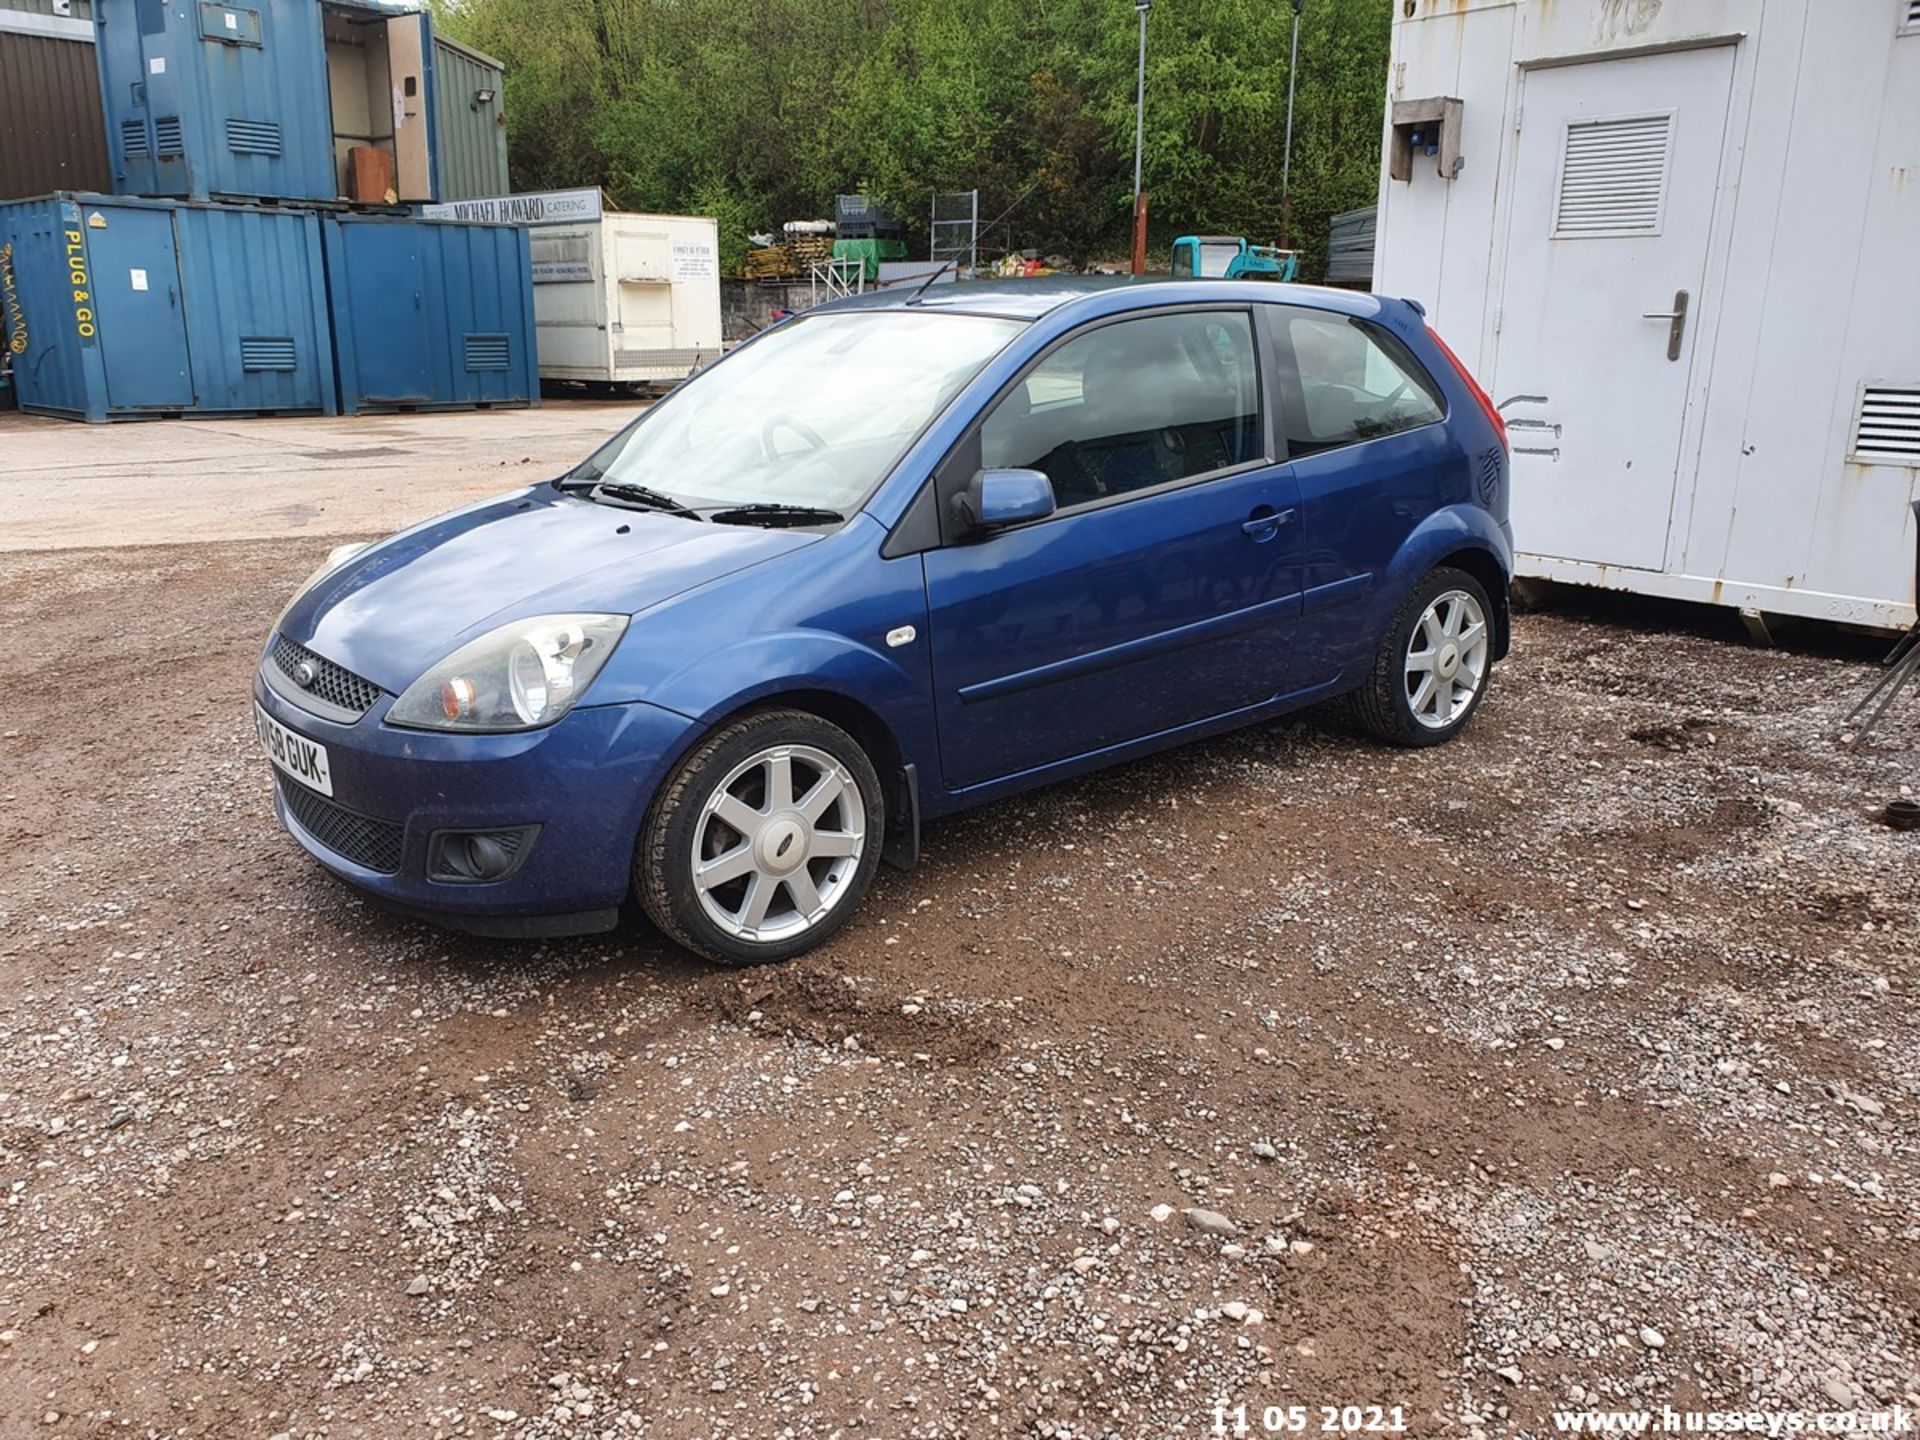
[0,192,336,422]
[323,212,536,414]
[96,0,441,204]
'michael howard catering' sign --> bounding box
[419,188,603,226]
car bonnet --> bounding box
[279,487,819,696]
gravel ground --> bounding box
[0,402,634,552]
[0,539,1915,1439]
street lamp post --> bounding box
[1133,0,1151,206]
[1131,0,1151,276]
[1280,0,1303,248]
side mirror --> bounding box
[958,468,1056,532]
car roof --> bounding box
[812,275,1393,325]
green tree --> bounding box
[433,0,1391,280]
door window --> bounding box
[1197,240,1242,277]
[980,309,1262,510]
[1275,310,1443,457]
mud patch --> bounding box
[694,964,1005,1065]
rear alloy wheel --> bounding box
[1353,565,1494,746]
[637,709,884,965]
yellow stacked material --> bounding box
[743,246,795,279]
[740,235,837,280]
[784,235,834,271]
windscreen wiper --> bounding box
[701,503,845,527]
[576,481,704,520]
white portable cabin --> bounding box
[422,189,723,386]
[1372,0,1920,631]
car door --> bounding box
[1264,304,1453,688]
[922,306,1305,791]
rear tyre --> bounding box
[636,709,885,966]
[1352,566,1495,747]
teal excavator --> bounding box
[1170,235,1300,282]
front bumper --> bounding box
[253,667,695,933]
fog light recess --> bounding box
[428,826,541,883]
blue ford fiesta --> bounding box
[255,279,1513,965]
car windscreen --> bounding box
[572,309,1026,516]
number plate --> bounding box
[255,703,333,797]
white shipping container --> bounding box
[426,192,723,386]
[528,210,723,386]
[1373,0,1920,632]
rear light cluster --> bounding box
[1426,323,1508,454]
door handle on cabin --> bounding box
[1641,289,1688,361]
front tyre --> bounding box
[636,709,885,965]
[1353,566,1495,747]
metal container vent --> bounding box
[1851,385,1920,464]
[121,119,151,158]
[226,117,282,156]
[614,346,718,371]
[241,336,297,372]
[464,333,510,372]
[155,116,184,156]
[1553,114,1671,237]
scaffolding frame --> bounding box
[930,190,979,273]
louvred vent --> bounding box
[465,334,511,372]
[241,337,297,373]
[1852,386,1920,463]
[226,117,282,156]
[1554,114,1671,237]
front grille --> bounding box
[277,776,405,874]
[271,635,384,718]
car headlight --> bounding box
[387,614,629,732]
[276,541,372,629]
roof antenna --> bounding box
[903,259,956,306]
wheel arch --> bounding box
[726,687,907,785]
[1374,505,1513,664]
[1434,544,1511,661]
[667,683,921,871]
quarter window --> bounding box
[1276,310,1444,456]
[981,310,1262,511]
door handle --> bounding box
[1241,506,1295,541]
[1641,289,1688,361]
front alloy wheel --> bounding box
[691,743,865,942]
[638,709,885,964]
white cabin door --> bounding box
[1494,45,1734,571]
